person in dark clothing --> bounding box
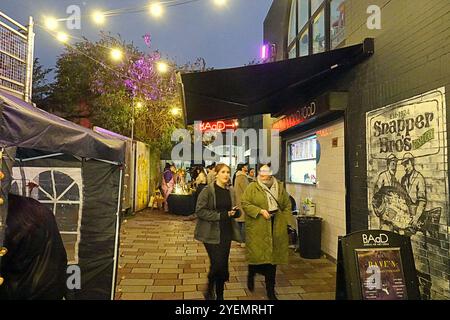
[194,164,243,300]
[0,194,68,300]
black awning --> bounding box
[180,38,374,125]
[0,90,126,163]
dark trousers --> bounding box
[204,240,232,282]
[248,264,277,286]
[237,221,245,242]
[204,240,232,299]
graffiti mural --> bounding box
[366,87,449,300]
[135,142,151,212]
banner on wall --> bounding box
[366,87,449,300]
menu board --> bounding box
[355,248,407,300]
[290,136,317,161]
[335,230,420,300]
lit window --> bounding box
[297,0,309,33]
[331,0,346,49]
[288,135,317,185]
[288,0,297,45]
[299,28,309,57]
[312,9,325,54]
[311,0,324,14]
[289,45,297,59]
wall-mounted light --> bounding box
[261,43,276,62]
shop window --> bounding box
[311,0,324,14]
[297,0,309,33]
[299,28,309,57]
[288,0,297,46]
[331,0,346,49]
[312,9,325,54]
[288,135,317,185]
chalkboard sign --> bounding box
[335,230,420,300]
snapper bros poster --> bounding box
[366,87,449,300]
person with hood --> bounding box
[233,163,249,247]
[194,163,242,300]
[241,164,291,300]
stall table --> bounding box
[167,193,196,216]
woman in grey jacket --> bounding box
[194,163,242,300]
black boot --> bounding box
[265,266,278,300]
[215,280,225,300]
[247,269,255,292]
[204,279,216,300]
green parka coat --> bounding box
[241,179,292,265]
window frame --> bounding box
[287,134,318,185]
[287,0,344,59]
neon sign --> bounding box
[272,103,317,132]
[197,119,239,132]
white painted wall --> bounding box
[286,119,346,259]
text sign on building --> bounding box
[365,87,449,300]
[272,91,347,132]
[336,230,420,300]
[272,101,318,132]
[196,119,239,132]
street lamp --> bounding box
[131,101,144,141]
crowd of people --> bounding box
[174,162,293,301]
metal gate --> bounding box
[0,11,34,102]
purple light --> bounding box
[261,44,269,60]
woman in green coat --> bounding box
[241,164,292,300]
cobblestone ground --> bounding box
[115,209,336,300]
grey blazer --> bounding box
[194,183,243,244]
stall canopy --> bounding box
[0,89,126,300]
[180,38,374,125]
[0,90,125,163]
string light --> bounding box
[213,0,227,7]
[56,32,69,43]
[44,16,58,30]
[110,48,124,61]
[156,61,169,73]
[170,107,181,116]
[92,10,106,25]
[149,2,164,18]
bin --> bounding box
[297,216,323,259]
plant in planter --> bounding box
[302,197,316,216]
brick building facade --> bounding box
[264,0,450,299]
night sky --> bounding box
[1,0,272,75]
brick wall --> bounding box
[341,0,450,299]
[265,0,450,299]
